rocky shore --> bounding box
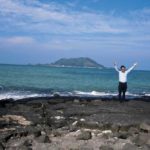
[0,96,150,150]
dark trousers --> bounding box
[118,82,127,101]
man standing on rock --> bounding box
[114,62,137,102]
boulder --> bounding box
[76,131,92,140]
[53,93,60,98]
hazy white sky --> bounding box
[0,0,150,69]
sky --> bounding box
[0,0,150,70]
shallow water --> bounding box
[0,64,150,100]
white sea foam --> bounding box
[74,91,117,97]
[0,92,48,100]
[0,90,149,101]
[74,91,143,98]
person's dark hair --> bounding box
[120,65,126,69]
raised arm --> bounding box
[114,62,119,72]
[126,63,137,73]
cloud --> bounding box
[0,0,150,35]
[0,0,150,53]
[0,0,129,34]
[0,36,35,45]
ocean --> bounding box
[0,64,150,100]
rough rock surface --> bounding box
[0,97,150,150]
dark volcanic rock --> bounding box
[53,93,61,98]
[0,97,150,149]
[0,131,15,143]
[77,131,92,140]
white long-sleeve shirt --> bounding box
[114,64,136,83]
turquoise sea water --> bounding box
[0,64,150,100]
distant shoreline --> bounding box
[0,63,149,71]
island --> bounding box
[50,57,105,68]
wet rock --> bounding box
[53,93,61,98]
[0,99,14,108]
[76,131,92,140]
[140,123,150,132]
[122,143,138,150]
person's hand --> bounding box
[134,62,138,66]
[114,62,117,66]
